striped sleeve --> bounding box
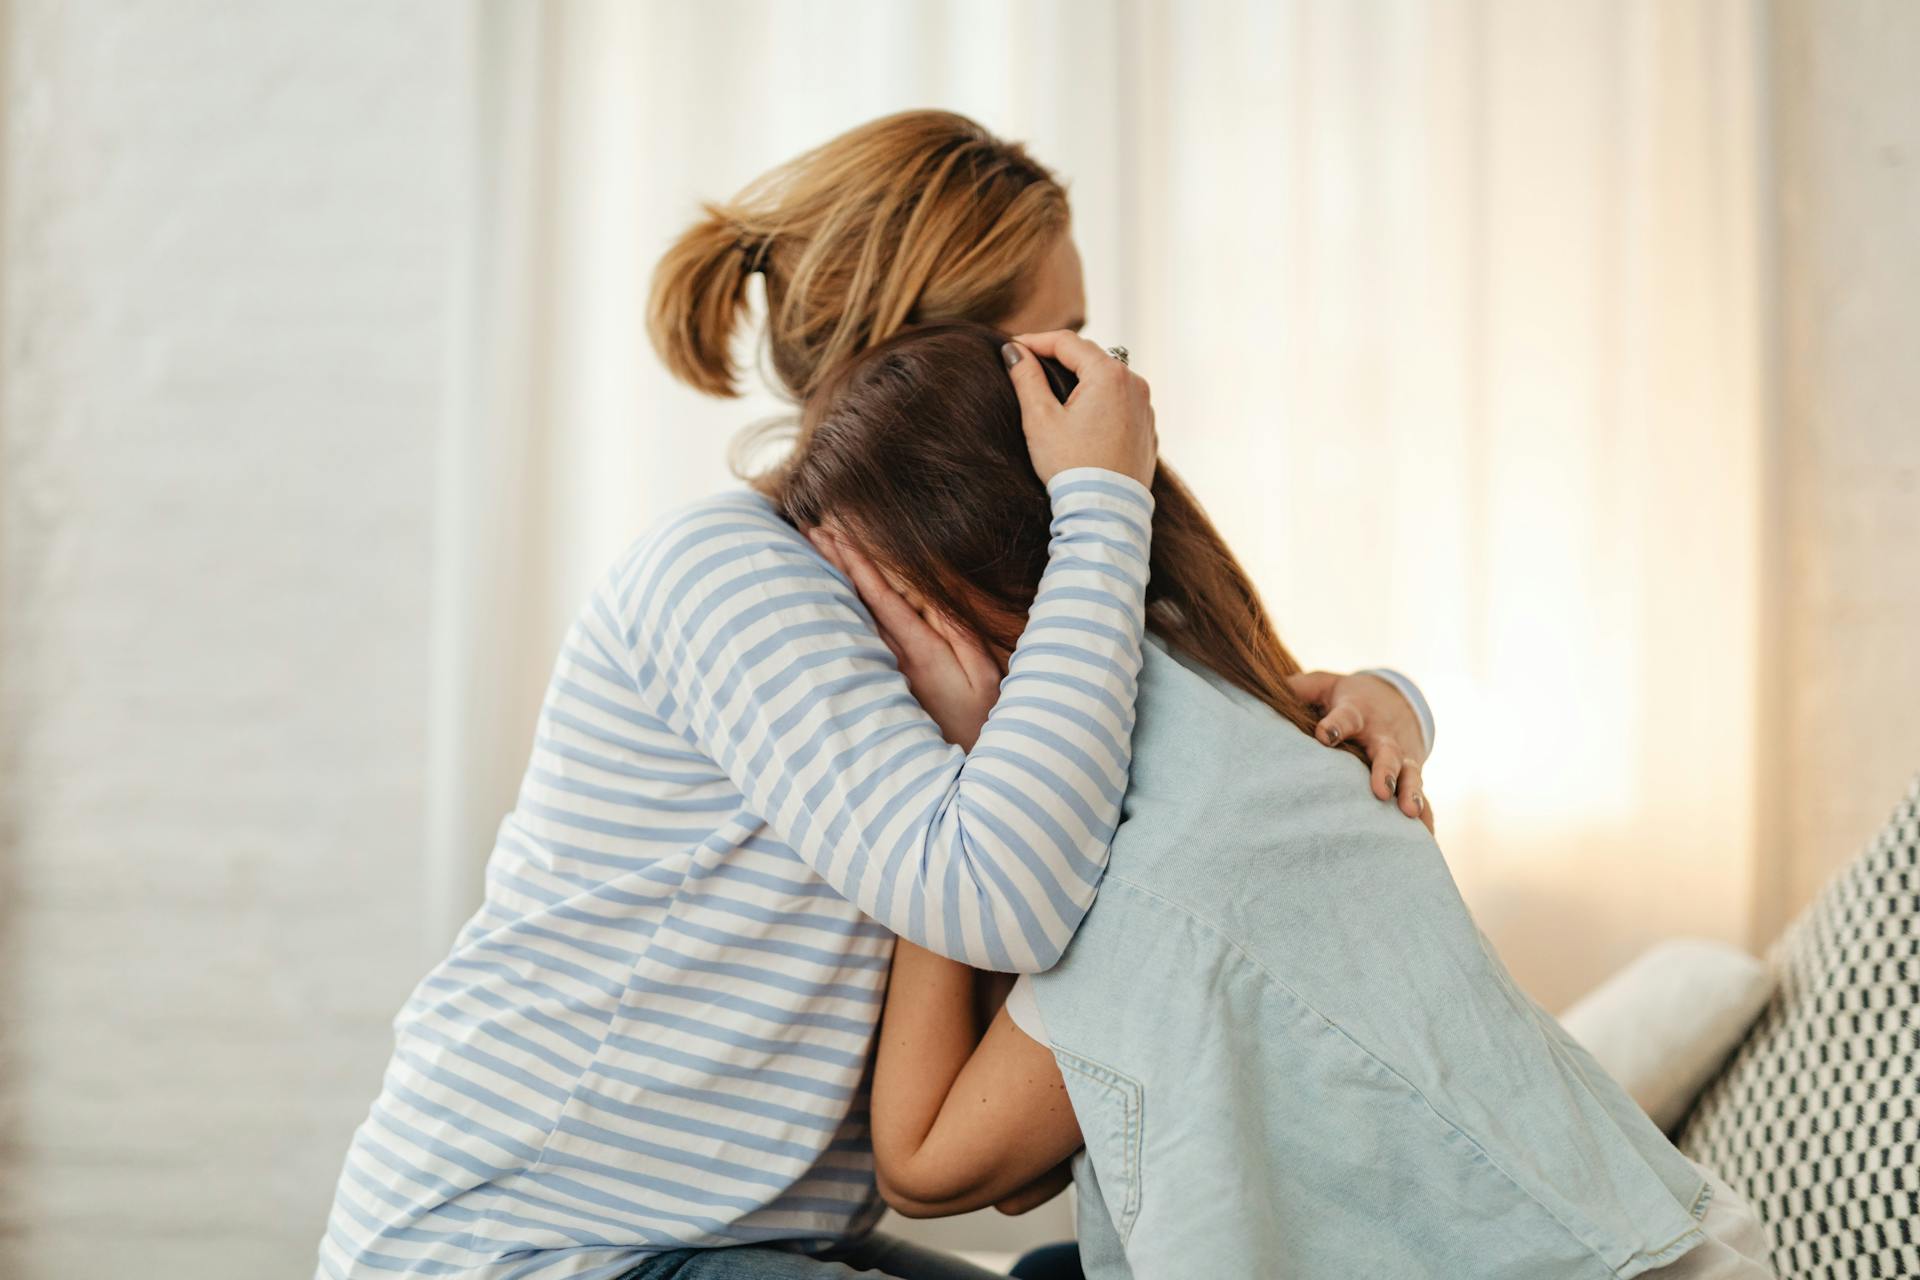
[619,469,1154,972]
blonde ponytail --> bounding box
[646,208,763,398]
[646,111,1069,407]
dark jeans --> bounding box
[1009,1242,1084,1280]
[621,1233,1006,1280]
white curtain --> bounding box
[431,0,1763,1011]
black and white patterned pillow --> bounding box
[1679,774,1920,1278]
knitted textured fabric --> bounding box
[1679,775,1920,1279]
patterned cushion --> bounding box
[1679,774,1920,1278]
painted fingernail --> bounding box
[1321,727,1340,745]
[1385,774,1398,794]
[1414,794,1425,814]
[1001,342,1023,368]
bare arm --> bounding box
[993,1158,1076,1216]
[871,939,1083,1218]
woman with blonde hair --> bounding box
[318,110,1434,1280]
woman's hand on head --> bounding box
[809,528,1002,752]
[1289,670,1433,830]
[1003,330,1157,488]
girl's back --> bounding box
[1030,639,1713,1279]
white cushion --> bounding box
[1559,938,1775,1131]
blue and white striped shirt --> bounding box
[319,469,1157,1278]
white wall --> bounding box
[0,2,468,1274]
[0,0,1914,1274]
[1758,0,1920,938]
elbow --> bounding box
[872,1152,975,1219]
[916,918,1067,973]
[1011,873,1103,972]
[876,1179,941,1219]
[873,1167,952,1219]
[987,895,1080,973]
[1008,923,1072,974]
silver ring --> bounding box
[1106,345,1130,366]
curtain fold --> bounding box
[436,0,1763,1007]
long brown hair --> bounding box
[647,111,1069,404]
[773,323,1332,745]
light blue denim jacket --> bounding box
[1030,640,1713,1279]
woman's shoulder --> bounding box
[653,484,793,531]
[606,487,828,626]
[620,488,803,573]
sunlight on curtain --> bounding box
[1119,0,1763,1006]
[435,0,1763,1011]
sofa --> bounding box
[1666,774,1920,1278]
[1567,774,1920,1278]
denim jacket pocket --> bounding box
[1053,1046,1146,1245]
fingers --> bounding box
[1006,330,1156,487]
[1368,742,1404,803]
[806,527,849,577]
[1417,792,1436,834]
[1001,340,1063,423]
[862,615,905,667]
[1289,670,1339,710]
[1316,702,1364,749]
[1365,747,1424,820]
[1396,758,1425,821]
[830,534,946,666]
[816,528,1001,699]
[1303,664,1428,821]
[811,529,901,659]
[925,606,1003,693]
[1008,329,1127,377]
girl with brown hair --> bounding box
[808,325,1772,1280]
[319,111,1432,1280]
